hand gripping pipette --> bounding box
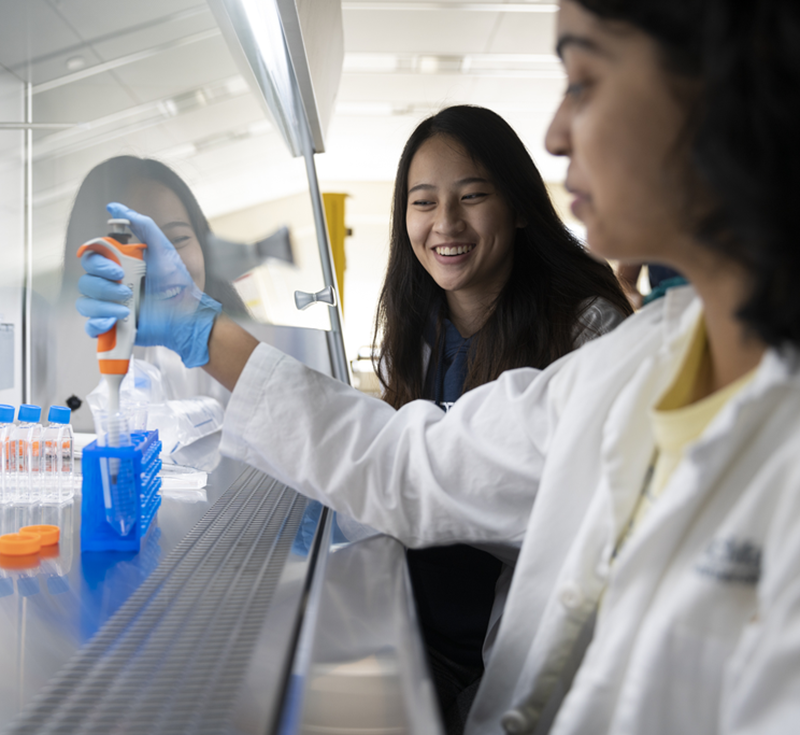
[77,219,146,536]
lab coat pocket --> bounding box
[651,624,736,735]
[624,569,758,735]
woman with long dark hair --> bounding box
[376,105,631,408]
[79,0,800,731]
[59,156,244,431]
[374,105,631,729]
[63,156,245,315]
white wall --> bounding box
[0,70,25,407]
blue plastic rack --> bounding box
[81,430,162,552]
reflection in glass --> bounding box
[8,0,332,428]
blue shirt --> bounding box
[408,316,503,670]
[429,317,473,412]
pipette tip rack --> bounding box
[81,430,162,552]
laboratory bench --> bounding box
[0,453,441,734]
[0,0,441,729]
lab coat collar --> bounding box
[597,287,701,544]
[659,284,702,354]
[606,290,800,603]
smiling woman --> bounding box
[62,157,245,315]
[405,135,521,336]
[58,156,246,431]
[125,180,207,293]
[372,105,632,734]
[375,105,632,411]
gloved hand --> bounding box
[76,202,222,368]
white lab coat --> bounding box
[399,296,627,665]
[220,285,800,734]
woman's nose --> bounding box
[434,201,466,235]
[545,97,571,157]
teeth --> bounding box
[155,286,182,300]
[435,244,474,256]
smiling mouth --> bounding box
[155,285,184,300]
[434,244,475,256]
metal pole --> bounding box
[22,82,33,404]
[296,103,351,386]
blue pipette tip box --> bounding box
[81,430,162,552]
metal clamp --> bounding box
[294,286,337,311]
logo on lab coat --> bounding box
[695,537,762,585]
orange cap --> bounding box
[20,525,60,546]
[76,237,146,263]
[0,532,42,556]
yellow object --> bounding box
[648,318,755,495]
[617,313,756,552]
[322,193,348,312]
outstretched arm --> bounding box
[74,203,561,548]
[204,315,259,391]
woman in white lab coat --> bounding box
[374,104,631,731]
[78,0,800,732]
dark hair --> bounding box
[574,0,800,347]
[374,105,632,409]
[62,155,245,313]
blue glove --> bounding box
[76,202,222,368]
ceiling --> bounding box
[0,0,568,260]
[324,0,566,183]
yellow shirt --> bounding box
[616,314,755,553]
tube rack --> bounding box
[81,431,162,552]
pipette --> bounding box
[77,219,146,536]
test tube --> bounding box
[0,405,14,504]
[42,406,74,504]
[12,405,43,505]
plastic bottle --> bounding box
[12,405,43,504]
[42,406,74,504]
[0,404,14,504]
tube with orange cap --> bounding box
[77,218,146,536]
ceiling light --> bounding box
[343,54,398,73]
[335,101,396,116]
[418,56,439,74]
[65,56,86,71]
[159,99,179,117]
[342,52,564,77]
[341,2,558,12]
[225,75,249,95]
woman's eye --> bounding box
[463,192,488,201]
[565,79,589,99]
[411,199,434,207]
[171,235,191,248]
